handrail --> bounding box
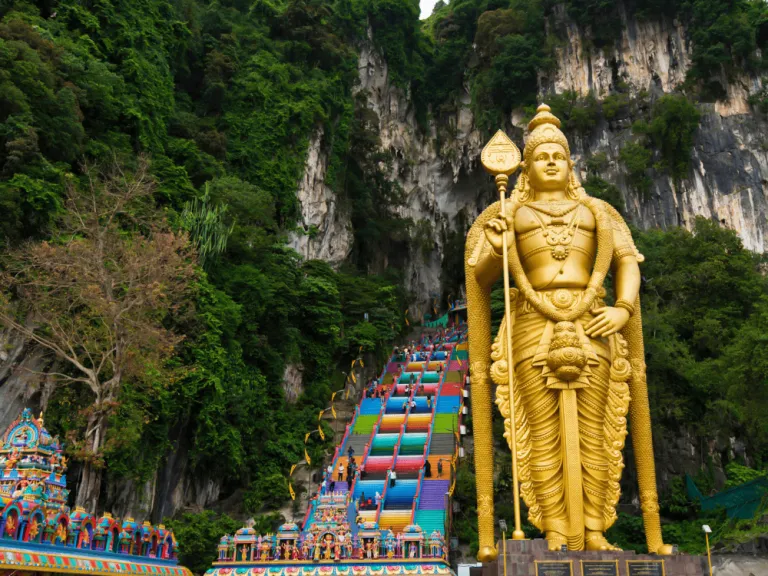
[374,470,391,526]
[301,498,316,534]
[411,467,425,523]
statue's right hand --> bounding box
[484,215,514,254]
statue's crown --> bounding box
[524,103,570,161]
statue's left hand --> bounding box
[585,306,630,338]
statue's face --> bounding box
[528,142,570,192]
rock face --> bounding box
[288,128,353,266]
[356,40,489,312]
[294,4,768,311]
[0,328,56,430]
[282,363,304,403]
[544,3,691,100]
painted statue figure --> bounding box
[466,104,674,557]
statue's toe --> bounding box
[546,532,567,551]
[585,533,622,552]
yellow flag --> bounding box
[405,309,410,326]
[359,358,364,368]
[305,432,311,443]
[318,425,325,441]
[359,345,363,354]
[305,448,312,466]
[331,405,337,419]
[350,372,357,384]
[290,464,297,477]
[289,482,296,501]
[345,388,351,399]
[331,391,338,402]
[318,409,325,421]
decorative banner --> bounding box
[405,309,410,327]
[331,405,337,419]
[290,464,297,477]
[318,425,325,441]
[318,409,325,421]
[305,448,311,466]
[305,432,311,443]
[331,391,338,402]
[289,481,296,501]
[350,372,357,384]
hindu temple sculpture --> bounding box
[465,105,674,558]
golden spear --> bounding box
[480,130,525,541]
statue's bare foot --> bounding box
[585,531,621,551]
[546,531,567,551]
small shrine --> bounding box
[0,409,190,576]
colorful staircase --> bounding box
[211,324,468,570]
[304,325,468,539]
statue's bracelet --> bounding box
[614,299,635,315]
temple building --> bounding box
[0,408,191,576]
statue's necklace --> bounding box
[529,204,581,261]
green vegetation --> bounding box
[544,90,600,140]
[619,142,653,195]
[583,175,625,213]
[617,94,700,191]
[167,512,241,575]
[0,0,409,543]
[3,0,768,567]
[634,94,701,178]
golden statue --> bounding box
[465,105,674,559]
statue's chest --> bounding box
[514,204,597,262]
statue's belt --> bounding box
[515,287,607,318]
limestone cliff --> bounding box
[294,5,768,314]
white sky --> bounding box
[420,0,442,19]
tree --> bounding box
[0,157,196,510]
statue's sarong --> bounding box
[494,288,630,548]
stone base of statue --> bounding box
[482,539,708,576]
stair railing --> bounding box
[411,467,425,524]
[391,422,405,475]
[374,473,391,527]
[300,498,316,534]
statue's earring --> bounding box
[567,170,581,200]
[516,164,532,203]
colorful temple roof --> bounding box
[0,408,191,576]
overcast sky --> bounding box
[420,0,441,19]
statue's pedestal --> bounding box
[483,539,708,576]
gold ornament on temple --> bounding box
[465,104,674,559]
